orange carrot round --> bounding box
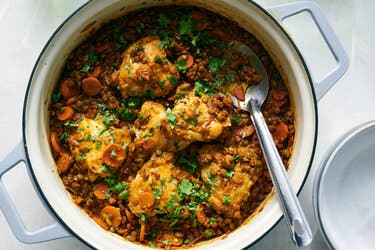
[233,85,245,101]
[50,132,62,154]
[139,192,155,209]
[100,206,122,227]
[94,182,110,200]
[57,106,74,121]
[91,65,102,78]
[102,144,126,168]
[56,153,72,174]
[61,79,79,99]
[82,77,102,97]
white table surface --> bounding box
[0,0,373,249]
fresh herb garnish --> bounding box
[51,90,62,103]
[179,151,199,174]
[226,74,235,84]
[136,23,145,34]
[159,80,166,90]
[194,80,216,97]
[232,115,243,123]
[87,51,98,63]
[207,57,227,74]
[119,189,129,200]
[59,132,69,142]
[110,181,126,192]
[158,13,171,28]
[80,64,90,73]
[178,14,196,35]
[167,75,178,87]
[117,107,135,122]
[175,59,187,73]
[225,168,235,178]
[153,187,163,200]
[223,195,231,205]
[166,108,177,129]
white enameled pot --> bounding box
[0,1,348,249]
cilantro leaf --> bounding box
[231,115,243,123]
[225,168,235,178]
[87,51,98,63]
[179,151,199,173]
[207,57,227,74]
[167,75,178,87]
[158,14,171,28]
[178,14,196,35]
[80,64,90,73]
[194,80,216,97]
[175,59,187,73]
[166,108,177,129]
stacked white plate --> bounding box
[314,121,375,250]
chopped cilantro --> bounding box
[149,242,157,248]
[233,154,242,162]
[75,153,86,161]
[153,187,163,200]
[205,229,212,237]
[194,80,216,96]
[162,239,169,245]
[167,75,178,87]
[102,164,112,174]
[118,189,129,200]
[178,14,196,35]
[223,195,231,205]
[154,57,163,64]
[97,103,107,111]
[166,108,177,129]
[104,174,117,187]
[59,132,69,142]
[136,23,145,34]
[209,217,218,225]
[158,36,172,50]
[102,111,117,126]
[184,239,190,244]
[130,57,135,63]
[179,151,199,174]
[158,13,171,28]
[159,80,166,90]
[51,90,62,103]
[127,98,141,108]
[207,57,227,74]
[225,168,235,178]
[175,59,187,73]
[232,115,243,123]
[226,74,235,84]
[110,181,126,192]
[206,172,218,186]
[175,91,186,100]
[64,120,80,127]
[117,107,135,122]
[123,65,131,73]
[80,63,90,73]
[96,141,103,149]
[134,45,144,51]
[140,213,147,222]
[144,128,155,137]
[178,179,194,197]
[87,51,98,63]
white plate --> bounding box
[314,121,375,250]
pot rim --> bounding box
[21,0,318,249]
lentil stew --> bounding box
[48,6,294,249]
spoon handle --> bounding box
[249,100,313,247]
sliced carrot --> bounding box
[177,54,194,69]
[93,216,109,230]
[50,132,62,154]
[139,191,155,209]
[102,144,126,168]
[236,125,255,139]
[196,205,208,226]
[272,89,288,103]
[233,85,245,101]
[100,206,122,228]
[61,79,79,99]
[94,182,110,200]
[95,43,110,54]
[276,121,288,143]
[91,65,102,78]
[82,77,102,97]
[57,106,74,121]
[213,29,227,39]
[66,97,77,106]
[162,233,183,247]
[139,223,146,242]
[56,153,72,174]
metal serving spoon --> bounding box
[229,41,313,247]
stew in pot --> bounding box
[48,6,294,248]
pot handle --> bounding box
[0,141,71,243]
[269,1,349,101]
